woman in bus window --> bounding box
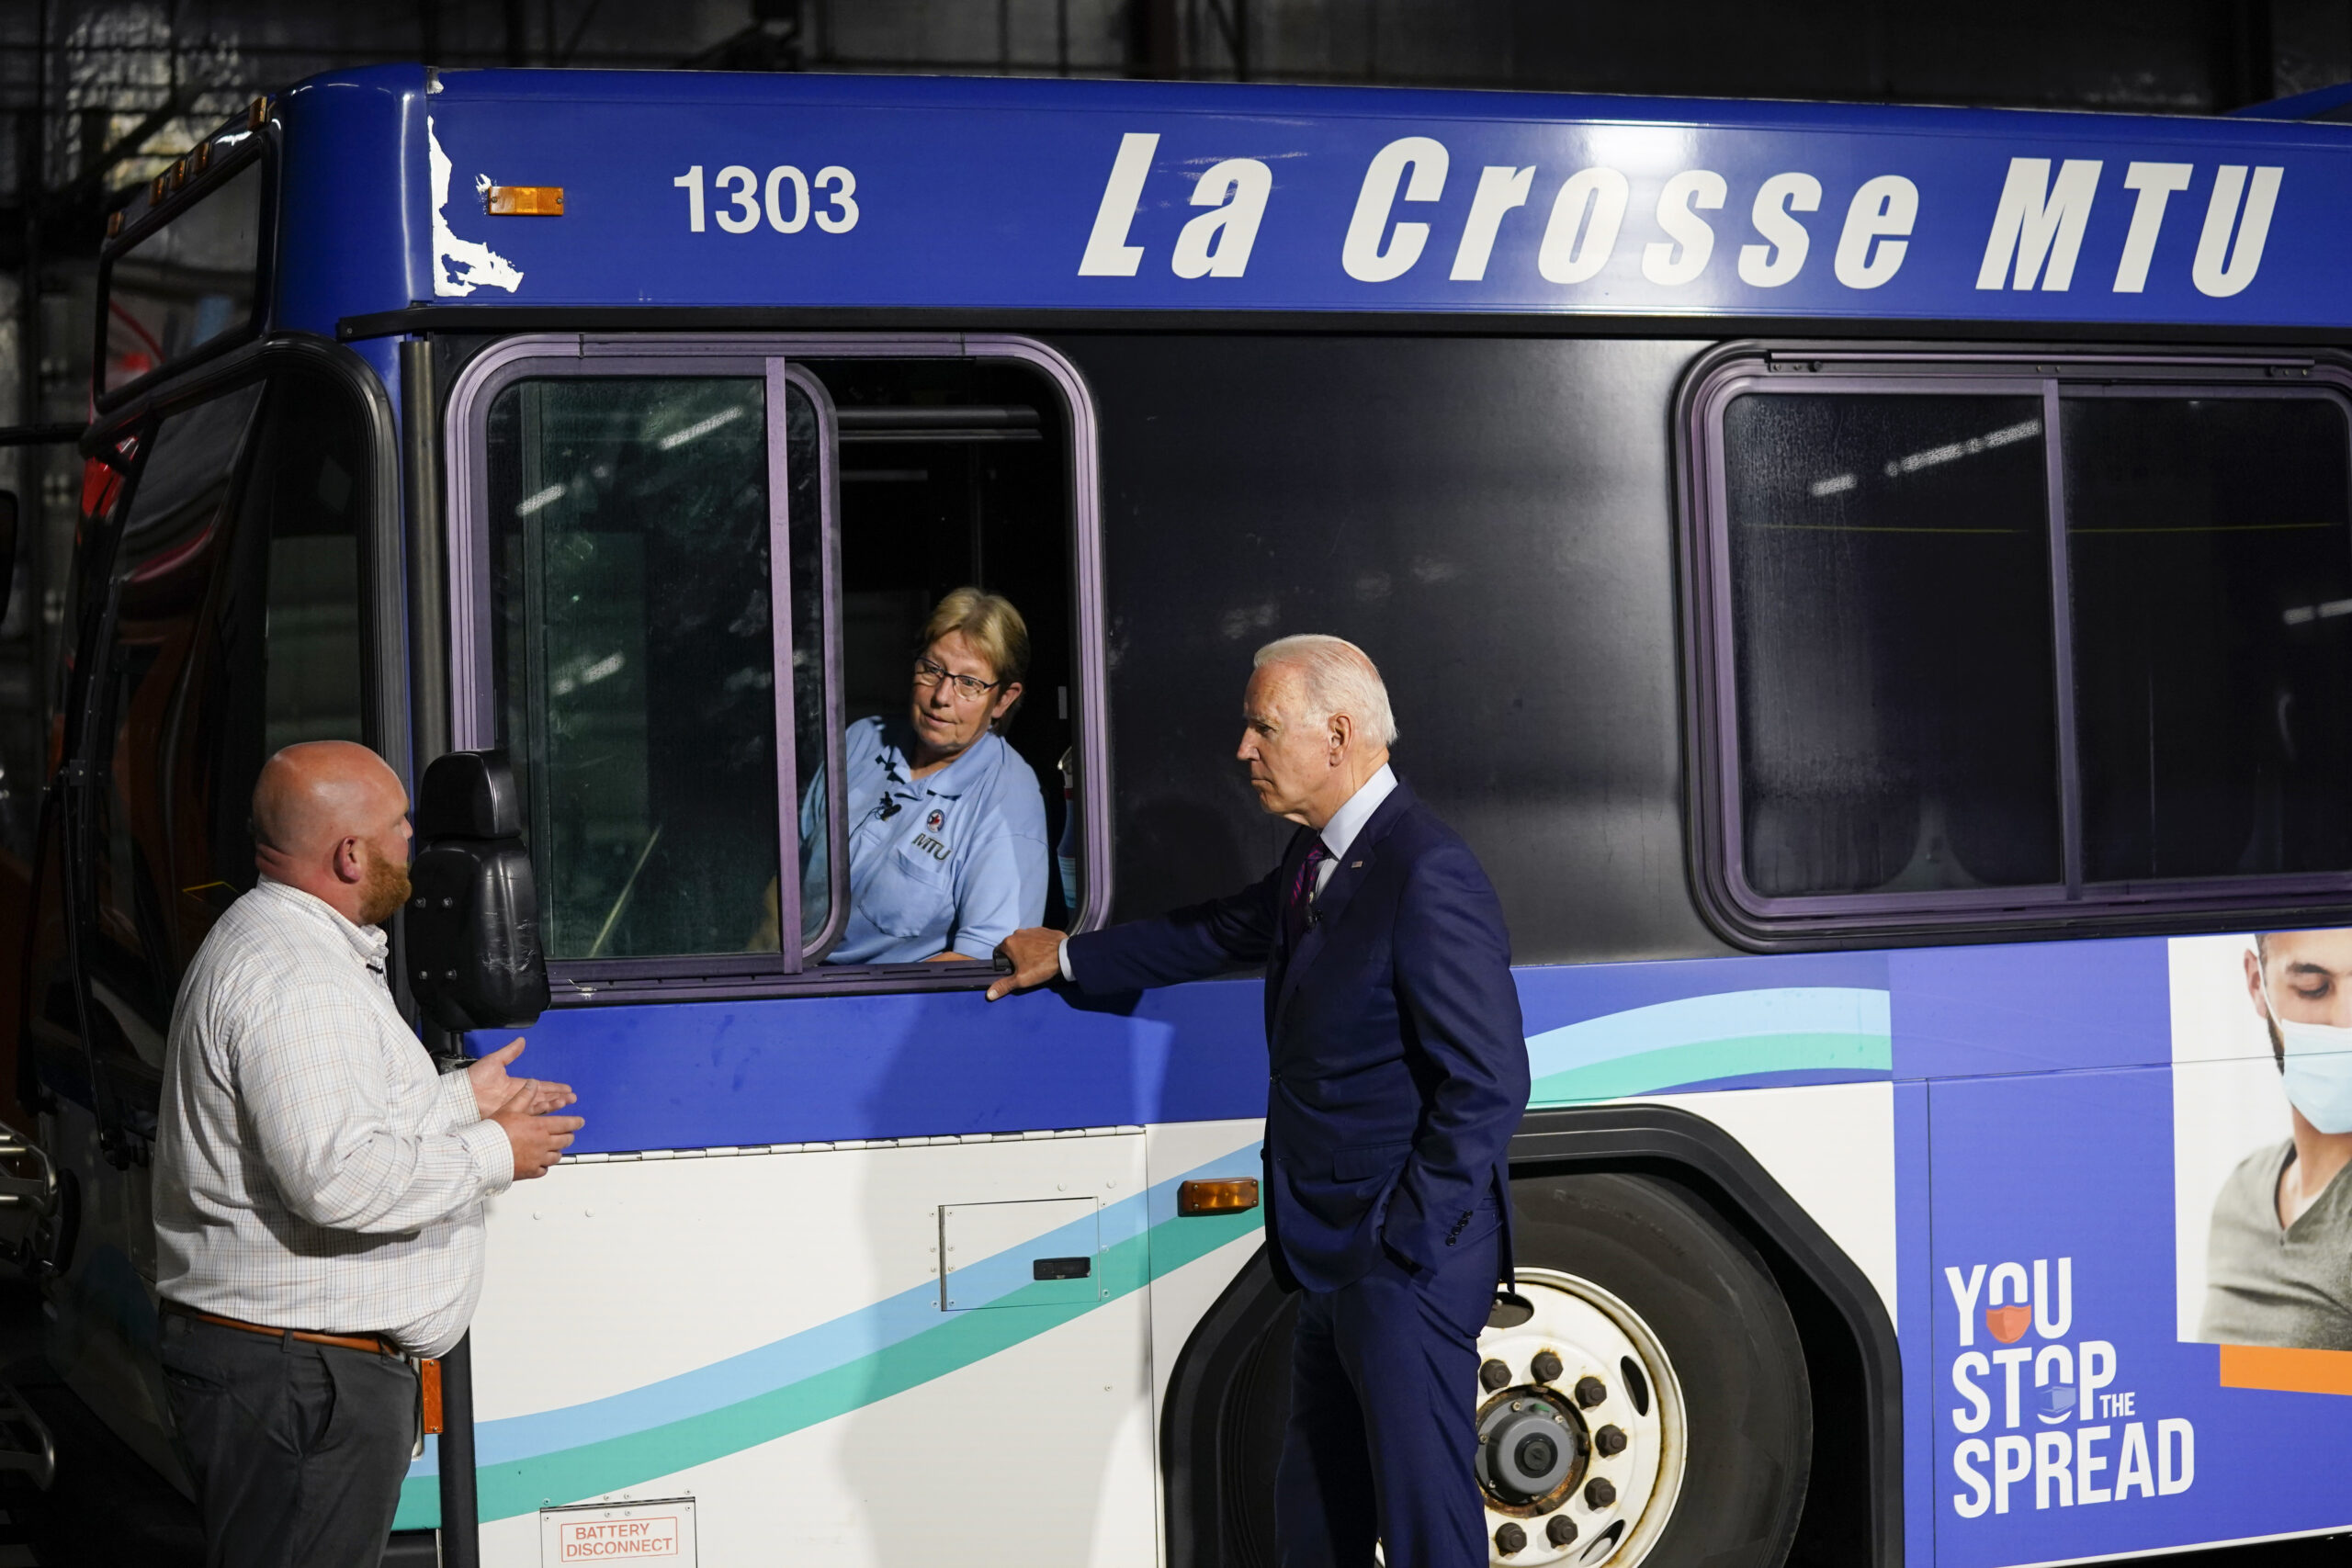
[801,588,1049,964]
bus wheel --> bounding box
[1487,1172,1810,1568]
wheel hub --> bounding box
[1474,1269,1686,1568]
[1476,1388,1585,1507]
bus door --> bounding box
[443,337,1152,1564]
[27,355,379,1485]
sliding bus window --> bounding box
[2063,393,2352,883]
[1690,355,2352,941]
[454,335,1103,997]
[1720,391,2061,898]
[796,355,1080,973]
[486,372,830,968]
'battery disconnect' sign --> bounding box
[539,1498,696,1564]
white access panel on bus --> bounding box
[467,1129,1155,1568]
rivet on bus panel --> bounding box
[1177,1178,1260,1215]
[487,186,564,217]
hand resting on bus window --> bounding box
[786,587,1048,964]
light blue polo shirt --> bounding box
[801,716,1048,964]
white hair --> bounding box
[1253,634,1398,749]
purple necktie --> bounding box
[1284,839,1330,951]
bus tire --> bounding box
[1214,1170,1810,1568]
[1497,1169,1811,1568]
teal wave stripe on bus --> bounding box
[1524,987,1893,1104]
[393,985,1889,1527]
[393,1148,1266,1529]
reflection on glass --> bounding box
[1723,393,2062,897]
[490,377,782,960]
[2064,396,2352,882]
[105,158,263,393]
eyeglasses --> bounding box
[912,657,1001,703]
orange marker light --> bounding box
[487,186,565,217]
[1178,1178,1261,1216]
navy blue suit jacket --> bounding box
[1067,781,1529,1294]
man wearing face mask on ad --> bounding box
[2199,927,2352,1349]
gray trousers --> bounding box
[160,1312,419,1568]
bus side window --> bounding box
[1697,361,2352,937]
[487,373,811,966]
[797,356,1078,968]
[2062,394,2352,882]
[1719,391,2062,899]
[86,384,265,1054]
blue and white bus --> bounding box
[15,60,2352,1568]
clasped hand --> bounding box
[466,1038,584,1181]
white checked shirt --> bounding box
[155,879,514,1358]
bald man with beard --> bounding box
[154,741,583,1568]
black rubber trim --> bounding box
[1161,1242,1288,1568]
[1160,1102,1902,1568]
[339,302,2352,349]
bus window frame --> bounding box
[1679,344,2352,949]
[93,128,277,415]
[441,332,1112,1000]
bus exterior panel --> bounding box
[23,61,2352,1568]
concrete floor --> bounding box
[0,1268,2344,1568]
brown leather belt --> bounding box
[163,1300,395,1357]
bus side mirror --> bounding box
[0,491,18,622]
[406,750,550,1033]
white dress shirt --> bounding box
[1058,763,1398,978]
[154,879,514,1358]
[1310,763,1398,897]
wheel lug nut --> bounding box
[1495,1522,1527,1555]
[1574,1375,1606,1408]
[1594,1424,1627,1456]
[1531,1348,1563,1383]
[1585,1476,1617,1509]
[1546,1516,1579,1548]
[1480,1359,1512,1392]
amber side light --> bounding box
[193,142,211,174]
[248,96,270,130]
[1178,1178,1261,1216]
[106,210,122,238]
[487,186,565,217]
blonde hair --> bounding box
[922,587,1030,728]
[1253,634,1397,749]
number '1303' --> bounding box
[673,164,858,234]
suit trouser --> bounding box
[1276,1228,1500,1568]
[160,1313,419,1568]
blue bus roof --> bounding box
[270,64,2352,336]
